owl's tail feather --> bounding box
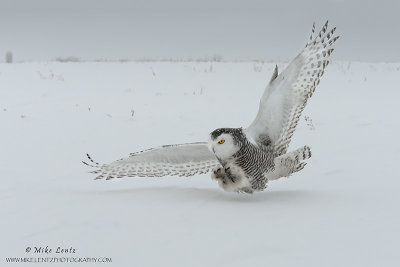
[266,146,311,181]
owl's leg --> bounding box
[211,166,230,188]
[212,166,253,193]
[211,166,225,179]
[224,167,239,183]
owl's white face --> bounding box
[208,133,240,159]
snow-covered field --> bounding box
[1,61,399,266]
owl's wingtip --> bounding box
[82,153,101,167]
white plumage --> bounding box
[85,143,218,179]
[247,21,338,156]
[83,21,339,193]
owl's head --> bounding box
[208,128,244,159]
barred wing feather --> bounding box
[246,21,339,156]
[84,142,219,180]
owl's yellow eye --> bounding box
[218,139,225,144]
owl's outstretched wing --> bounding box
[83,142,219,180]
[246,21,339,156]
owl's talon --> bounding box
[211,166,226,180]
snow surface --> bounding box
[1,61,399,266]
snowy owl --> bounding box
[84,21,339,194]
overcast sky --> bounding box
[0,0,398,62]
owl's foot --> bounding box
[211,166,252,193]
[211,166,230,186]
[224,167,238,183]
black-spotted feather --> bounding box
[246,21,339,156]
[84,142,219,180]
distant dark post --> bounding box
[6,51,13,63]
